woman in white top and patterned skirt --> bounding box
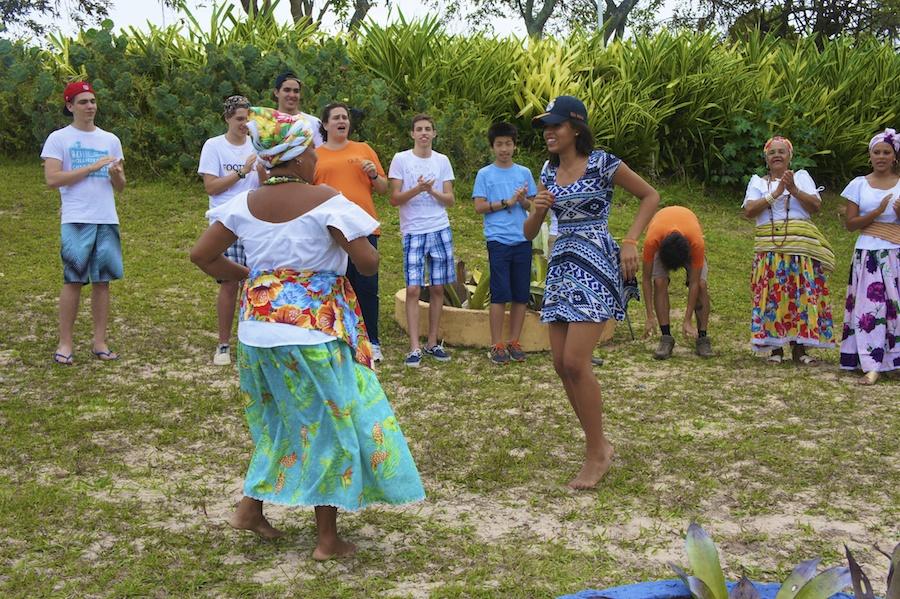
[742,136,835,364]
[190,109,425,559]
[839,128,900,385]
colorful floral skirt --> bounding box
[750,251,834,351]
[839,248,900,372]
[238,341,425,510]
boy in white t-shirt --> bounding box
[388,114,456,368]
[41,81,126,365]
[198,95,260,365]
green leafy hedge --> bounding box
[2,12,898,188]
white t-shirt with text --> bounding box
[40,125,124,225]
[198,134,260,217]
[388,149,455,235]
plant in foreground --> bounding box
[669,523,851,599]
[845,543,899,599]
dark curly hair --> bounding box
[659,232,691,271]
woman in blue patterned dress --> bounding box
[524,96,660,489]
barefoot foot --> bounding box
[567,443,614,490]
[857,370,879,386]
[312,538,357,561]
[228,512,284,539]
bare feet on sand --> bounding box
[228,512,285,539]
[567,441,614,490]
[312,538,357,561]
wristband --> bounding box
[368,173,378,181]
[764,193,775,206]
[237,170,246,179]
[621,238,638,246]
[501,199,509,210]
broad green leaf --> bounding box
[844,546,875,599]
[685,523,728,599]
[776,558,821,599]
[729,577,762,599]
[793,567,851,599]
[883,542,900,599]
[671,563,719,599]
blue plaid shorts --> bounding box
[224,239,246,266]
[217,239,246,284]
[402,227,456,287]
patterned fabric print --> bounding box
[242,269,374,368]
[238,342,426,510]
[60,223,123,284]
[246,107,315,168]
[839,248,900,372]
[749,251,834,350]
[541,150,625,323]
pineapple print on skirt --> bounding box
[238,341,425,510]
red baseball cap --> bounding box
[63,81,94,115]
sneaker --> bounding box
[653,335,675,360]
[507,341,526,362]
[371,343,384,363]
[404,349,422,368]
[489,343,510,365]
[213,343,231,366]
[695,336,713,358]
[424,343,451,362]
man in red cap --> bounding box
[41,81,127,365]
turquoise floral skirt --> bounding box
[238,341,425,510]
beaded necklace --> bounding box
[264,175,306,186]
[766,174,790,247]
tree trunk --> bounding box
[348,0,372,31]
[288,0,314,22]
[519,0,559,38]
[240,0,258,15]
[603,0,639,42]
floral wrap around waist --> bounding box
[241,268,373,369]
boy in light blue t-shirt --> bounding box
[472,122,537,364]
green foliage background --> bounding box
[2,12,899,186]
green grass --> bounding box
[0,158,897,598]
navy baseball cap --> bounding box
[274,72,301,90]
[532,96,588,127]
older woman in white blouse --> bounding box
[742,136,835,364]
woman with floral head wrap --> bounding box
[190,108,425,558]
[742,136,835,364]
[838,128,900,385]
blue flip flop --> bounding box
[92,349,119,361]
[53,352,74,366]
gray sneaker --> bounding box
[489,344,510,365]
[695,336,713,358]
[213,343,231,366]
[654,335,675,360]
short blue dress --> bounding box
[541,149,626,323]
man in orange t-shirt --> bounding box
[640,205,712,359]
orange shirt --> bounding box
[642,206,705,269]
[314,141,386,233]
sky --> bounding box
[50,0,529,38]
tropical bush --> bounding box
[1,6,898,188]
